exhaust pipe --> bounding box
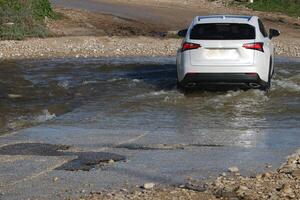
[186,82,197,88]
[249,83,261,88]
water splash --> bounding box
[35,109,56,123]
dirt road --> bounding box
[50,0,300,38]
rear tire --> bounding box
[177,80,185,91]
[261,59,272,91]
[176,70,186,91]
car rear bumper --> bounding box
[180,73,266,86]
[176,53,270,83]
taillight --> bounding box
[243,42,264,52]
[182,42,201,52]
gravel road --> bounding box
[0,36,299,61]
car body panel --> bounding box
[177,15,276,88]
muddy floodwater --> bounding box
[1,57,299,136]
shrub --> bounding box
[0,0,56,40]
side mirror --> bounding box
[269,29,280,39]
[178,29,188,37]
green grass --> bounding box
[0,0,57,40]
[248,0,300,17]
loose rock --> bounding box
[142,183,155,190]
[8,94,22,99]
[292,169,300,179]
[108,159,115,164]
[228,166,239,173]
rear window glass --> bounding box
[190,23,255,40]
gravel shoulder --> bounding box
[0,35,299,60]
[81,150,300,200]
[0,36,180,60]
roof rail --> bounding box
[198,15,252,21]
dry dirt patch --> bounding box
[47,7,166,37]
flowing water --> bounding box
[0,57,299,139]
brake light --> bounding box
[182,42,201,52]
[243,43,264,52]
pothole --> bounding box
[56,152,126,171]
[0,143,69,156]
[0,143,126,171]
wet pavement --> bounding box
[0,57,299,199]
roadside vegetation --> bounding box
[248,0,300,17]
[227,0,300,17]
[0,0,58,40]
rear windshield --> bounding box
[190,23,255,40]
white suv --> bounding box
[176,15,280,90]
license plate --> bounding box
[205,49,238,59]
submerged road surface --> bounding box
[0,57,299,199]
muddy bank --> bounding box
[82,150,300,200]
